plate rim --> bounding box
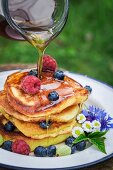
[0,70,113,170]
[0,152,113,170]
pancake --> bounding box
[1,110,77,139]
[0,116,71,151]
[0,70,88,152]
[0,91,81,123]
[5,71,88,116]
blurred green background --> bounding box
[0,0,113,85]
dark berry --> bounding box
[34,146,47,157]
[28,69,38,77]
[48,91,59,101]
[84,85,92,93]
[2,141,13,151]
[65,137,75,147]
[39,120,51,129]
[54,70,65,80]
[12,140,30,155]
[47,145,56,157]
[75,141,86,151]
[4,121,15,132]
[71,145,76,154]
[21,75,41,95]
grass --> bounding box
[0,0,113,85]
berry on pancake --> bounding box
[4,121,15,132]
[54,70,65,80]
[28,69,38,77]
[21,75,41,95]
[48,91,59,101]
[42,55,57,72]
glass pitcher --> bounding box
[0,0,24,40]
[0,0,69,42]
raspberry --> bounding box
[42,55,57,72]
[12,140,30,155]
[21,75,41,95]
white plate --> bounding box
[0,70,113,170]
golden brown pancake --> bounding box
[0,70,88,152]
[0,91,81,123]
[0,115,71,151]
[1,110,77,139]
[5,71,88,116]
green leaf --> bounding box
[73,134,88,145]
[72,131,107,154]
[89,137,106,154]
[88,131,108,138]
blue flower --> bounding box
[82,106,99,122]
[97,111,113,131]
[82,106,113,131]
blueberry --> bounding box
[71,145,76,154]
[84,85,92,93]
[48,91,59,101]
[75,141,86,151]
[47,145,56,157]
[54,70,65,80]
[34,146,47,157]
[65,137,75,147]
[39,120,51,129]
[28,69,38,77]
[4,121,15,132]
[2,141,13,151]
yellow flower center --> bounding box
[86,123,91,129]
[94,122,99,126]
[80,115,84,120]
[75,130,81,135]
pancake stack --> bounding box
[0,71,89,151]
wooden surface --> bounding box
[0,64,36,72]
[0,64,113,170]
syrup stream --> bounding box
[27,32,53,146]
[27,29,53,78]
[37,49,44,79]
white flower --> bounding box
[92,120,101,129]
[72,126,84,138]
[82,121,93,133]
[77,114,86,123]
